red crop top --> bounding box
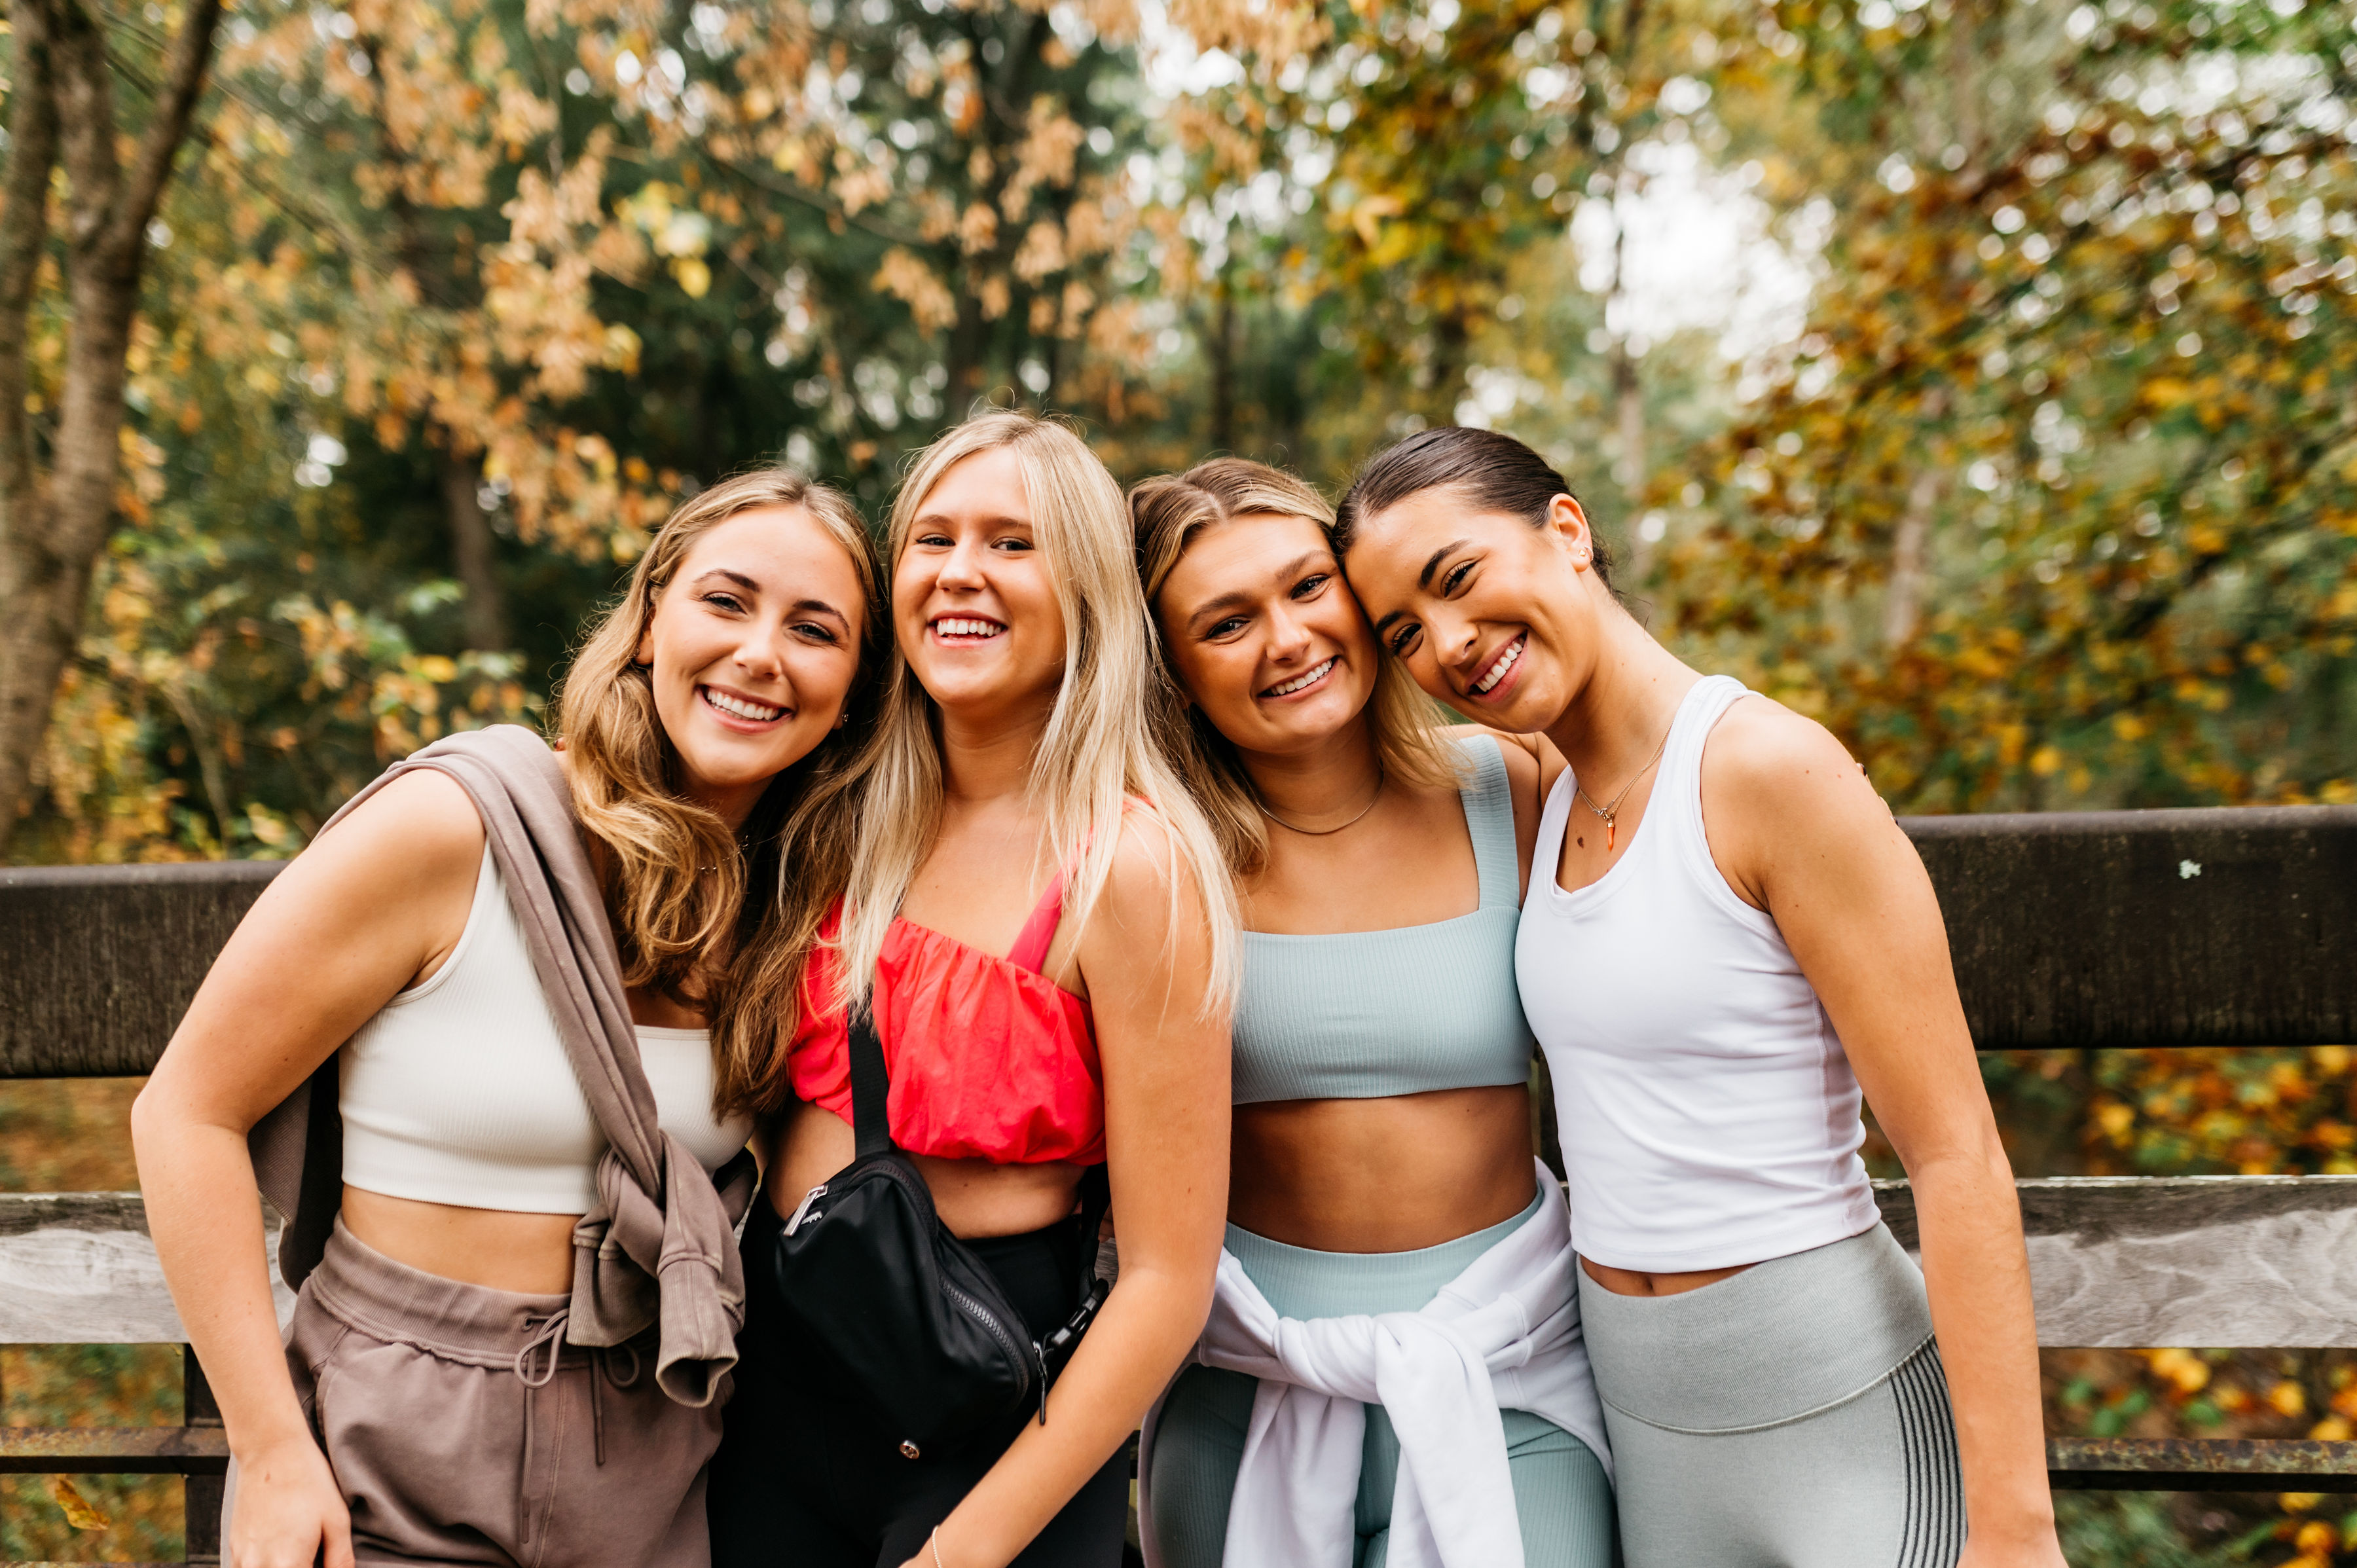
[786,878,1104,1165]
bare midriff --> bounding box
[1229,1084,1537,1254]
[764,1097,1086,1241]
[1578,1256,1757,1296]
[340,1186,582,1294]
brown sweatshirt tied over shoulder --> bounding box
[248,723,758,1408]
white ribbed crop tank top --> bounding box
[1516,675,1878,1273]
[338,849,754,1214]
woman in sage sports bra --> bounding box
[1130,460,1614,1568]
[1339,428,2064,1568]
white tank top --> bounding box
[1516,674,1879,1273]
[339,850,755,1214]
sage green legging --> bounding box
[1143,1203,1618,1568]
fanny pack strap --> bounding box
[847,1004,894,1159]
[847,993,1108,1334]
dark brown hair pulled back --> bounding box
[1333,427,1613,587]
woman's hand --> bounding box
[1957,1531,2072,1568]
[227,1432,356,1568]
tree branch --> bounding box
[0,0,64,509]
[103,0,222,263]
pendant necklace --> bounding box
[1574,725,1673,853]
[1259,767,1385,836]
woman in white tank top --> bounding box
[1336,428,2064,1568]
[134,469,884,1568]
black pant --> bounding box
[709,1188,1131,1568]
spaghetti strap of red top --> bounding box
[786,858,1105,1166]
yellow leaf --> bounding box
[671,257,711,299]
[2029,744,2062,776]
[1350,193,1404,249]
[49,1476,111,1531]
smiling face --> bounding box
[892,444,1069,722]
[1342,484,1602,733]
[1155,512,1378,758]
[636,503,868,827]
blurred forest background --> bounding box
[0,0,2352,1558]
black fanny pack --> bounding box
[770,1002,1109,1457]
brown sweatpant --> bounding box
[225,1220,722,1567]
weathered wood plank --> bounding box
[6,1180,2346,1350]
[4,805,2351,1077]
[1875,1175,2357,1348]
[0,1427,229,1476]
[0,1193,294,1344]
[0,862,280,1078]
[2049,1437,2357,1491]
[1905,804,2357,1049]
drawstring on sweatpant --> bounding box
[515,1309,570,1548]
[513,1307,648,1538]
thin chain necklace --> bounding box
[1574,723,1673,853]
[1258,767,1385,837]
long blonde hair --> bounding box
[1131,458,1463,878]
[554,467,886,1116]
[837,410,1239,1012]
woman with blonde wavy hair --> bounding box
[135,467,882,1568]
[710,410,1237,1568]
[1129,458,1615,1568]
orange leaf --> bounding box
[49,1476,112,1532]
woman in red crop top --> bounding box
[710,410,1241,1568]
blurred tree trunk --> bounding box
[1613,340,1647,569]
[1884,467,1942,648]
[0,0,223,855]
[1207,268,1237,453]
[1607,215,1651,579]
[362,34,511,653]
[438,451,509,653]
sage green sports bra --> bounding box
[1232,735,1537,1104]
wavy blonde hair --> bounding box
[837,410,1239,1012]
[1131,458,1463,878]
[554,467,886,1116]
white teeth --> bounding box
[703,688,784,721]
[1266,658,1336,698]
[934,617,1005,638]
[1473,637,1524,694]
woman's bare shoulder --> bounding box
[1704,695,1891,841]
[289,767,486,895]
[1436,723,1555,803]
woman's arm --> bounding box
[1705,702,2066,1568]
[908,816,1228,1568]
[130,771,484,1568]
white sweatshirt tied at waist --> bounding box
[1141,1164,1611,1568]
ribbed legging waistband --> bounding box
[306,1217,583,1370]
[1577,1221,1933,1433]
[1224,1188,1548,1321]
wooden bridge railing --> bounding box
[4,805,2355,1562]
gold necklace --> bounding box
[1573,725,1673,853]
[1258,768,1385,837]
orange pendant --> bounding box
[1605,816,1617,853]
